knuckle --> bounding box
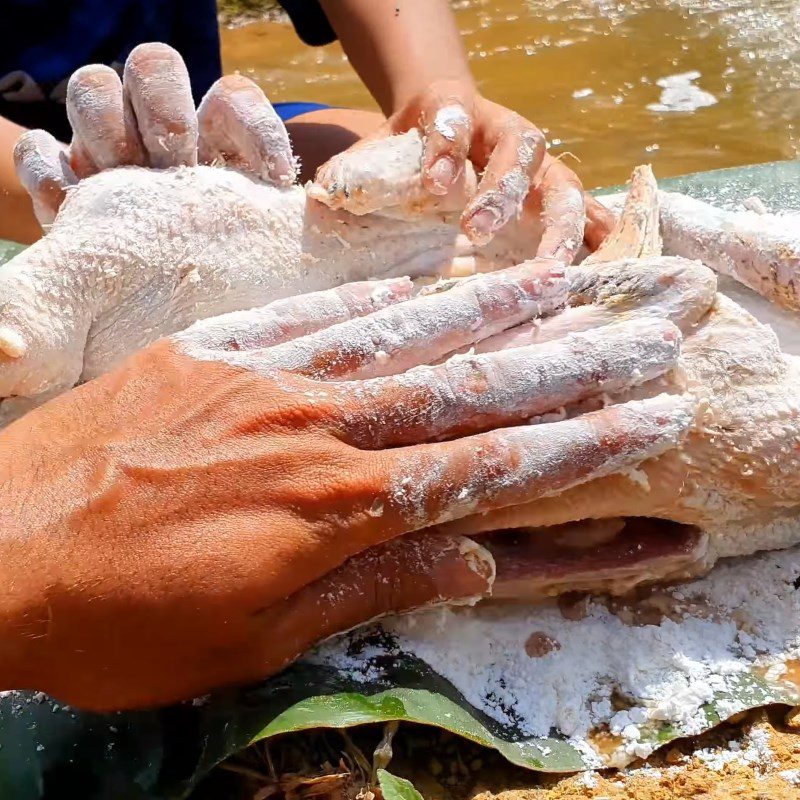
[429,107,472,150]
[443,355,493,401]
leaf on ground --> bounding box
[376,769,423,800]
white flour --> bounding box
[313,546,800,766]
[779,768,800,786]
[694,725,775,774]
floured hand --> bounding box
[311,80,615,259]
[438,168,800,601]
[13,43,297,226]
[0,260,692,710]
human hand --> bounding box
[0,259,691,710]
[438,167,800,602]
[12,42,298,226]
[336,81,615,259]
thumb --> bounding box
[13,129,76,225]
[584,193,618,252]
[248,535,494,677]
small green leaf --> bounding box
[377,769,424,800]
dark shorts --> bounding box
[273,101,332,122]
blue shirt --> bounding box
[0,0,334,140]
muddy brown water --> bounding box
[221,0,800,189]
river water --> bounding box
[221,0,800,188]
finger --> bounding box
[123,42,198,168]
[474,255,717,356]
[378,394,696,531]
[243,535,494,680]
[253,259,567,380]
[462,120,545,246]
[341,318,681,447]
[13,129,77,225]
[584,193,617,251]
[435,449,690,538]
[175,277,414,352]
[66,64,145,176]
[420,96,472,196]
[533,158,586,263]
[198,75,296,186]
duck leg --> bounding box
[659,190,800,313]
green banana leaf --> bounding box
[594,157,800,209]
[0,158,798,799]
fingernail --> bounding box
[0,327,27,359]
[465,206,503,245]
[427,158,456,195]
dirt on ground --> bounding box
[479,715,800,800]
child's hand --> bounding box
[367,81,615,259]
[13,42,298,227]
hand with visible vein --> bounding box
[0,254,691,710]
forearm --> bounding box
[0,116,43,245]
[319,0,474,115]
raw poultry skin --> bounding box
[1,129,799,601]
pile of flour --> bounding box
[312,546,800,766]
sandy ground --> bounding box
[478,716,800,799]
